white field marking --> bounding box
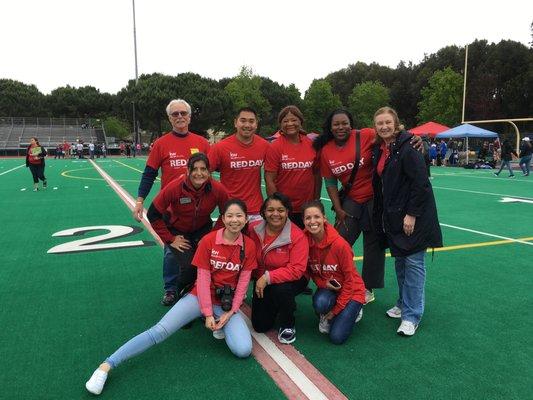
[20,188,26,191]
[0,164,24,176]
[499,197,533,204]
[432,186,533,200]
[440,223,533,246]
[91,159,331,399]
[84,186,89,189]
[241,313,329,400]
[53,187,58,190]
[432,171,533,183]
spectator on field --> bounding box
[85,199,256,396]
[372,107,442,336]
[26,137,47,191]
[248,192,309,344]
[519,137,532,176]
[133,99,211,306]
[302,200,365,344]
[494,139,518,178]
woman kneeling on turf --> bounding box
[85,199,257,395]
[303,200,366,344]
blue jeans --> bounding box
[105,294,252,368]
[312,288,363,345]
[495,160,514,176]
[394,250,426,325]
[519,156,531,175]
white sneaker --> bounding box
[212,329,225,340]
[85,368,108,395]
[397,320,418,336]
[386,306,402,319]
[355,308,363,323]
[318,314,330,334]
[365,290,375,304]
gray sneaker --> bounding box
[278,327,296,344]
[386,306,402,319]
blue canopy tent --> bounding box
[436,124,499,163]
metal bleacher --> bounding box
[0,117,106,156]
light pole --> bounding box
[132,0,140,145]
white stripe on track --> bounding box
[0,164,24,176]
[440,223,533,246]
[433,186,533,200]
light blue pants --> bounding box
[105,294,252,368]
[394,250,426,325]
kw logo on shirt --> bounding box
[210,259,242,271]
[211,249,223,260]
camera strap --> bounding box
[240,237,245,264]
[344,129,361,193]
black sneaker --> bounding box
[161,291,177,306]
[278,327,296,344]
[43,181,47,189]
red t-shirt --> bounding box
[190,229,257,305]
[377,141,390,177]
[209,134,269,214]
[320,128,375,203]
[27,145,43,165]
[146,131,210,190]
[264,133,318,212]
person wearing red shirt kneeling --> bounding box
[249,192,309,344]
[303,200,366,344]
[85,199,257,396]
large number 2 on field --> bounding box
[48,225,154,254]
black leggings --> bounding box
[29,164,46,184]
[251,276,308,331]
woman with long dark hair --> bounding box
[25,137,47,191]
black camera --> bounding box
[215,285,235,312]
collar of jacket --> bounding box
[253,218,293,253]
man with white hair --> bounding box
[133,99,210,306]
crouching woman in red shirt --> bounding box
[303,200,366,344]
[85,200,257,396]
[249,192,309,344]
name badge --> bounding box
[179,197,192,204]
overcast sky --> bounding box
[1,0,531,97]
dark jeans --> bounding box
[313,288,363,345]
[496,159,514,176]
[162,223,212,293]
[28,164,46,183]
[251,276,308,331]
[337,197,385,290]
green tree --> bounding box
[103,116,130,139]
[348,81,390,127]
[224,66,271,134]
[0,79,46,116]
[302,79,342,133]
[417,67,463,126]
[47,85,113,117]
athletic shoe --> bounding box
[386,306,402,319]
[212,329,225,340]
[318,315,330,334]
[355,308,363,323]
[509,175,515,178]
[365,290,375,304]
[278,327,296,344]
[397,320,418,336]
[161,291,177,306]
[33,187,38,192]
[85,368,108,395]
[43,181,47,189]
[493,173,499,176]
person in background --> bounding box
[302,200,366,344]
[265,105,321,229]
[439,139,447,166]
[372,107,442,336]
[518,137,532,176]
[85,199,257,396]
[248,192,308,344]
[493,139,518,178]
[26,137,47,191]
[133,99,211,305]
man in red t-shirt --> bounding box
[132,99,211,306]
[209,107,269,220]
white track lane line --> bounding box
[433,186,533,200]
[0,164,24,176]
[440,223,533,246]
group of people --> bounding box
[85,99,443,395]
[119,141,142,157]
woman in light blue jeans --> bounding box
[85,199,256,395]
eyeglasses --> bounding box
[170,111,189,118]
